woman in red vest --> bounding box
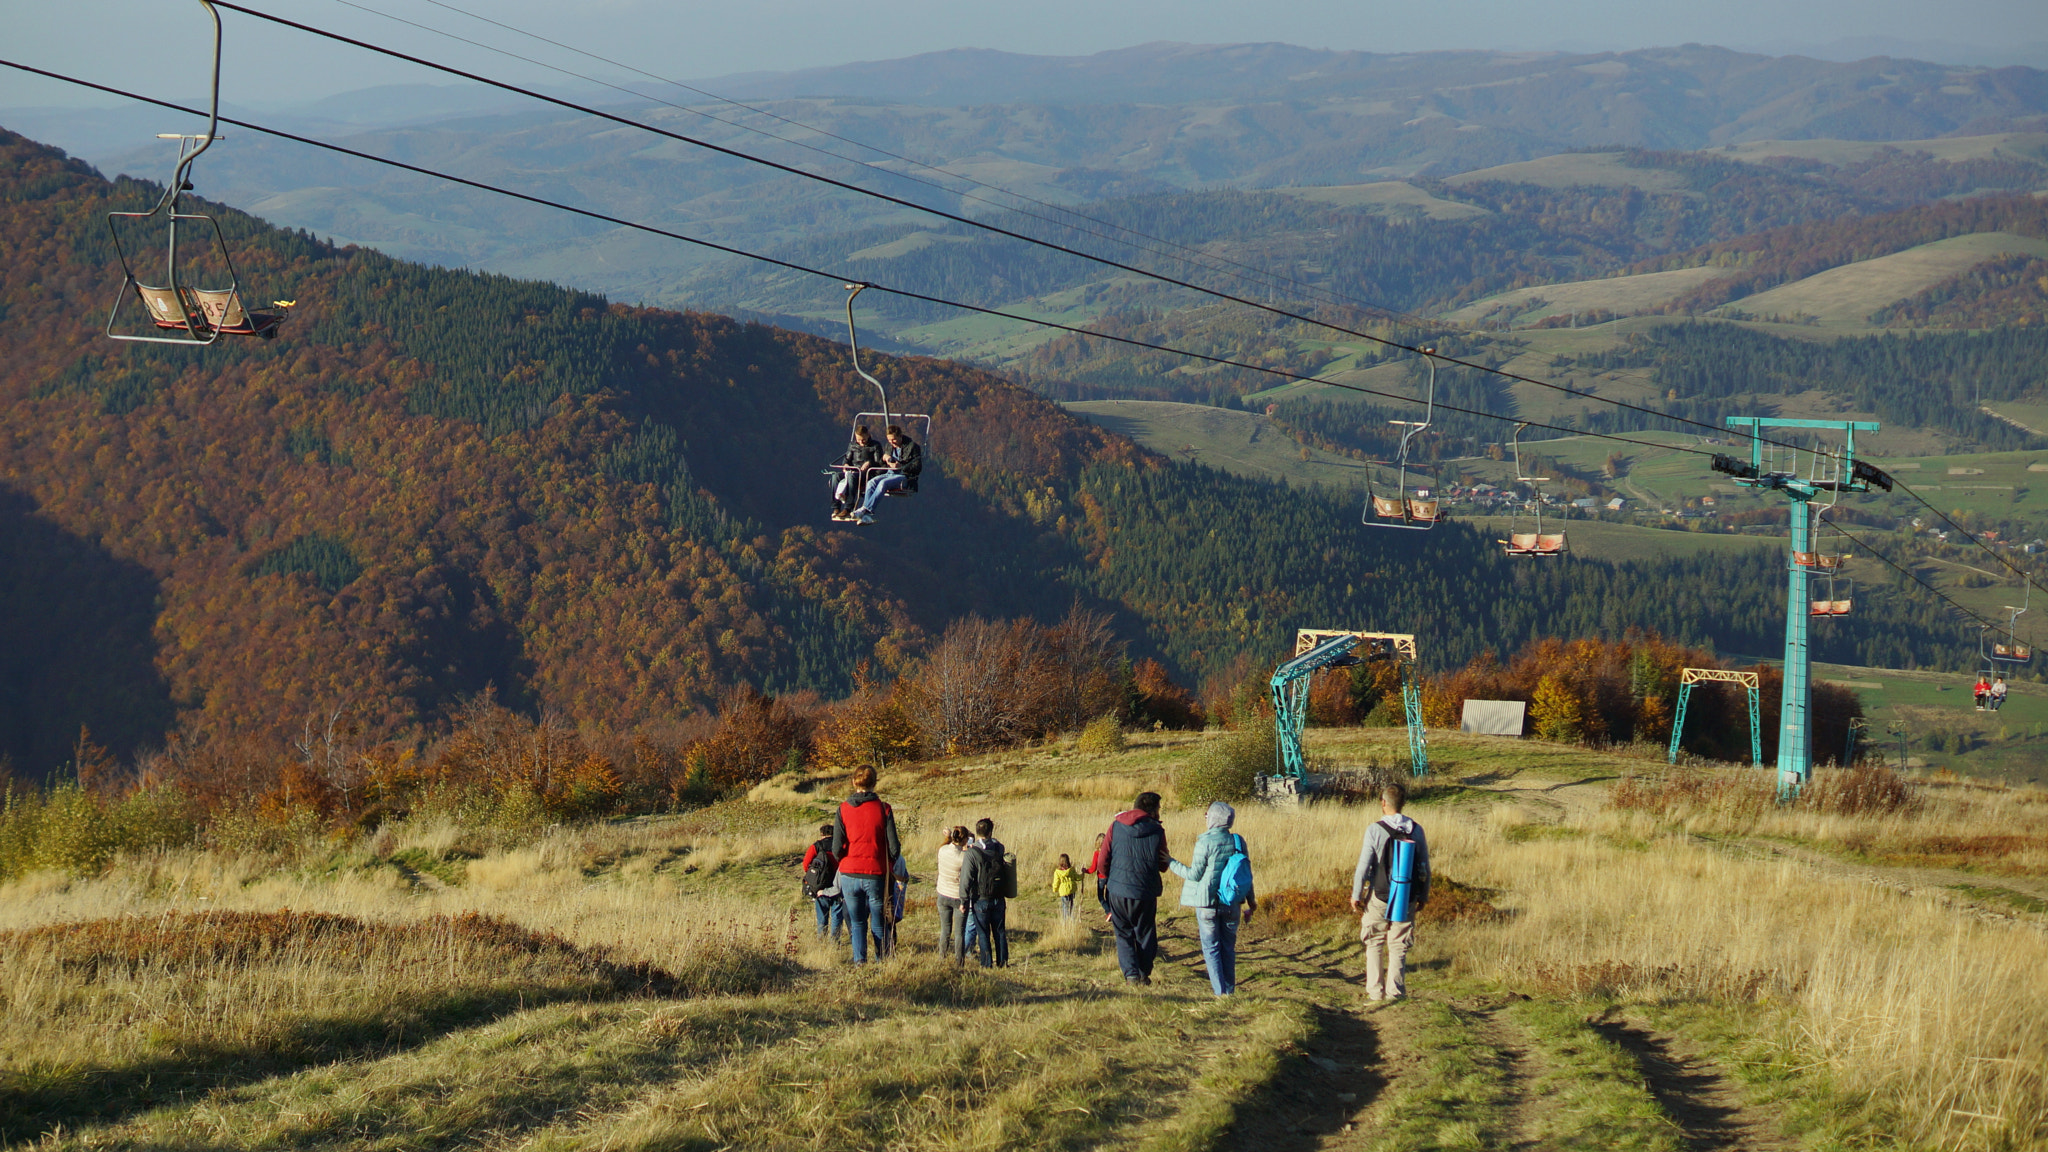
[831,766,901,963]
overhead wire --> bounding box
[8,57,2028,643]
[1819,513,2011,639]
[201,1,1793,455]
[2,58,1736,469]
[325,0,1445,333]
[396,0,1700,408]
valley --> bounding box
[3,17,2048,1150]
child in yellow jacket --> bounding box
[1051,854,1084,921]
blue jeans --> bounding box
[856,472,905,515]
[840,874,888,963]
[1195,905,1241,996]
[813,894,845,938]
[971,898,1008,968]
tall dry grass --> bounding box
[4,747,2043,1150]
[1454,802,2047,1150]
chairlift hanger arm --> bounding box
[842,283,892,427]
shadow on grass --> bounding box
[0,986,619,1142]
[1587,1016,1764,1152]
[1215,1000,1386,1151]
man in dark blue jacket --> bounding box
[1099,791,1170,984]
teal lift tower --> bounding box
[1711,417,1888,798]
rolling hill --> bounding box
[0,126,1986,778]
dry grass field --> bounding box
[1717,232,2048,326]
[3,730,2044,1151]
[1440,267,1736,326]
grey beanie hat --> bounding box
[1206,801,1235,829]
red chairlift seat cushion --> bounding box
[1534,533,1567,554]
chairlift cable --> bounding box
[1818,513,2009,638]
[0,57,1760,470]
[323,0,1451,334]
[33,47,2048,614]
[193,2,1836,456]
[389,0,1693,404]
[7,60,2021,654]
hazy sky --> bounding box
[2,0,2044,110]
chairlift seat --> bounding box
[1816,554,1846,569]
[1992,642,2032,661]
[1372,496,1404,519]
[133,283,281,339]
[1406,498,1439,521]
[1534,533,1567,554]
[1810,599,1852,617]
[1503,532,1538,554]
[1792,551,1819,568]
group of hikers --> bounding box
[825,423,921,524]
[1972,674,2010,711]
[800,767,1432,1000]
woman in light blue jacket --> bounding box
[1169,801,1257,996]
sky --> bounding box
[1,0,2044,112]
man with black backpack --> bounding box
[1349,783,1431,1001]
[801,823,844,941]
[957,817,1013,968]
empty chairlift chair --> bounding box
[1363,347,1441,532]
[1499,422,1567,556]
[103,2,291,345]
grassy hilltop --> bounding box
[3,730,2043,1151]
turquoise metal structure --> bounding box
[1401,674,1429,777]
[1270,634,1361,782]
[1715,417,1882,797]
[1665,667,1762,767]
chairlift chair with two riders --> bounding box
[829,284,930,522]
[104,1,292,345]
[1499,422,1567,557]
[1363,347,1441,530]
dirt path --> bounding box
[1458,996,1549,1151]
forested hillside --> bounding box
[0,128,1979,778]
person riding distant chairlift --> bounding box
[828,425,884,521]
[1991,676,2010,712]
[1974,674,1993,711]
[852,424,922,525]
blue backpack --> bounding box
[1216,834,1253,906]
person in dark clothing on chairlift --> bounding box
[828,425,883,521]
[852,424,922,525]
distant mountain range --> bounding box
[9,126,1969,776]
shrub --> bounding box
[0,784,199,880]
[1075,714,1127,756]
[1805,765,1920,816]
[1177,724,1275,805]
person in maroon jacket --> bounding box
[831,766,902,964]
